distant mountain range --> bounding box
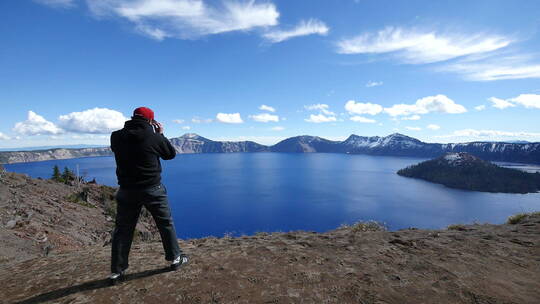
[1,133,539,164]
[0,144,107,152]
[397,152,540,193]
[0,147,112,164]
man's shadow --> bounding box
[15,267,171,304]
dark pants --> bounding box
[111,183,182,273]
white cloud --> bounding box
[181,126,191,130]
[271,126,284,131]
[216,112,243,124]
[34,0,75,8]
[436,129,540,141]
[488,97,515,109]
[350,116,376,123]
[191,117,213,123]
[509,94,540,109]
[304,103,335,116]
[401,115,421,121]
[305,114,337,123]
[250,113,279,122]
[87,0,279,40]
[337,27,510,64]
[488,94,540,110]
[406,126,422,131]
[427,124,440,130]
[0,132,11,140]
[259,104,275,112]
[474,105,486,111]
[58,108,127,133]
[172,119,185,124]
[366,81,383,87]
[344,100,383,115]
[384,94,467,117]
[13,111,63,136]
[263,19,328,43]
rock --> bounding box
[389,238,414,247]
[5,220,17,229]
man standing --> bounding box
[109,107,187,284]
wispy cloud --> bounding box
[442,55,540,81]
[304,103,335,116]
[338,27,540,81]
[34,0,75,8]
[87,0,280,40]
[216,112,243,124]
[191,117,213,123]
[350,116,376,123]
[406,126,422,131]
[435,129,540,142]
[384,94,466,117]
[337,27,510,64]
[401,115,421,121]
[263,19,328,43]
[271,126,284,131]
[474,105,486,111]
[365,81,383,87]
[259,104,276,112]
[427,124,440,130]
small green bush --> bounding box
[447,224,467,231]
[507,213,529,224]
[66,190,95,208]
[350,221,386,232]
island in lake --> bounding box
[397,152,540,193]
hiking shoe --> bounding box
[109,271,124,286]
[170,254,188,271]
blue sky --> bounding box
[1,0,540,148]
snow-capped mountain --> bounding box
[167,133,540,164]
[1,133,539,164]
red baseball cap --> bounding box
[133,107,154,120]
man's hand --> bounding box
[153,121,164,134]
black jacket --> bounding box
[111,117,176,189]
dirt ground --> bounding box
[0,172,159,264]
[2,213,539,304]
[1,171,539,303]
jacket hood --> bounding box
[121,117,153,142]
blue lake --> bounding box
[5,153,540,239]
